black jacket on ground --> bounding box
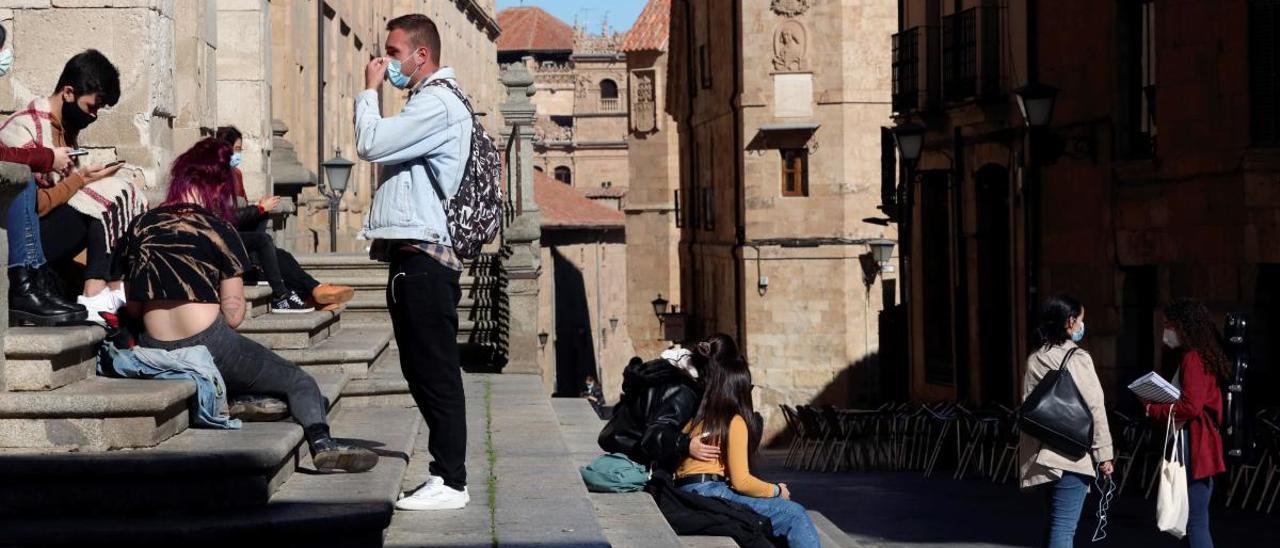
[598,358,700,471]
[646,469,784,548]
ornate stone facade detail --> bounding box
[630,70,657,134]
[772,20,808,71]
[771,0,815,18]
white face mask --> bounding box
[1162,328,1181,349]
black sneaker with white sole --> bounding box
[271,291,315,314]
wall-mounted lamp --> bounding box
[609,316,619,332]
[651,294,669,325]
[538,332,549,349]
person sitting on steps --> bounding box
[213,126,353,313]
[114,137,377,473]
[673,334,821,548]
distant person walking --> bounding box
[1143,299,1226,548]
[1019,295,1114,548]
[356,13,472,511]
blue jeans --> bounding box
[1043,472,1090,548]
[5,180,45,268]
[1184,432,1215,548]
[678,481,820,548]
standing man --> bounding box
[356,14,472,511]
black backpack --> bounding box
[424,78,503,260]
[1019,347,1094,460]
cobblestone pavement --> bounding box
[759,453,1279,548]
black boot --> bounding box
[309,433,379,473]
[35,266,87,315]
[8,266,87,326]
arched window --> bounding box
[533,165,545,173]
[554,166,572,185]
[599,79,619,100]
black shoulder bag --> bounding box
[1019,347,1095,460]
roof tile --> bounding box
[497,7,575,53]
[534,171,625,229]
[620,0,671,53]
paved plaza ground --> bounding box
[762,454,1279,548]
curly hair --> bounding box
[1164,299,1231,380]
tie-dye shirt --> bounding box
[113,204,250,304]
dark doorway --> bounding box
[552,249,596,397]
[1117,266,1158,413]
[975,164,1014,404]
[1253,264,1280,408]
[554,166,572,185]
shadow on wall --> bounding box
[763,352,881,448]
[462,249,511,374]
[551,248,598,397]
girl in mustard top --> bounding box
[674,334,820,548]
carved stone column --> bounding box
[499,60,543,375]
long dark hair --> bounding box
[689,334,760,468]
[1036,294,1083,349]
[1164,299,1231,380]
[163,138,236,222]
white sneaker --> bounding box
[398,475,445,501]
[395,484,469,511]
[77,289,118,326]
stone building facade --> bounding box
[0,1,499,253]
[497,6,630,194]
[894,0,1280,410]
[622,0,682,360]
[668,0,897,438]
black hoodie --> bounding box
[598,357,701,471]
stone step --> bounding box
[0,404,419,546]
[237,307,343,350]
[276,327,393,379]
[245,285,273,318]
[294,253,390,279]
[341,341,506,407]
[0,371,348,518]
[550,398,859,548]
[0,377,194,450]
[3,325,104,392]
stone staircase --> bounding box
[0,277,417,545]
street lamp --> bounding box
[651,294,669,325]
[867,239,896,269]
[320,148,355,253]
[892,122,926,169]
[1014,82,1059,128]
[538,331,549,349]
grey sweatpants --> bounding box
[139,315,329,438]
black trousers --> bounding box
[387,250,466,489]
[41,204,109,280]
[276,247,321,296]
[238,231,289,297]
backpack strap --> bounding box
[425,78,476,116]
[1053,347,1080,371]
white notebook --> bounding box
[1127,371,1181,403]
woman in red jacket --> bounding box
[1145,299,1227,548]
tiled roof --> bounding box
[534,171,625,229]
[620,0,670,52]
[497,7,574,53]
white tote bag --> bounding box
[1156,413,1189,538]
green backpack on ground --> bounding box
[579,453,650,493]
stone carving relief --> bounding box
[631,70,657,134]
[772,20,808,72]
[771,0,815,17]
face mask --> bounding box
[1071,322,1086,343]
[1163,328,1180,349]
[60,95,97,131]
[229,152,243,168]
[0,49,13,77]
[386,53,422,89]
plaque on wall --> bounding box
[631,69,658,134]
[772,20,808,72]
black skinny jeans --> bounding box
[388,250,467,489]
[238,231,289,297]
[41,204,110,280]
[139,315,331,442]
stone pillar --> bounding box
[3,1,179,204]
[500,61,543,375]
[173,0,218,154]
[216,0,273,200]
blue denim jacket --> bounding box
[356,67,474,245]
[98,343,241,429]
